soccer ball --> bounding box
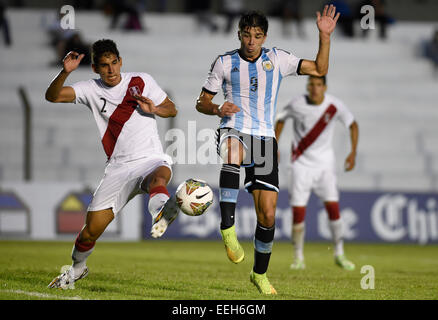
[175,178,213,216]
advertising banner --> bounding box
[1,183,437,243]
[0,182,142,240]
[142,188,438,244]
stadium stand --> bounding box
[0,9,437,193]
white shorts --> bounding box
[88,154,173,215]
[287,163,339,207]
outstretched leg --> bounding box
[143,165,179,238]
[218,136,245,263]
[48,208,114,289]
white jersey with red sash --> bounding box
[276,93,354,169]
[71,72,167,163]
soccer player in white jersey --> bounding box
[45,39,179,289]
[275,75,359,271]
[196,6,340,294]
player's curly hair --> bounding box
[91,39,120,64]
[238,11,268,35]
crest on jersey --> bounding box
[262,60,273,72]
[128,85,141,97]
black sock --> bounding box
[253,223,275,274]
[220,202,236,230]
[219,164,240,230]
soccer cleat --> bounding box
[151,196,180,238]
[335,254,355,271]
[48,266,88,289]
[290,258,306,270]
[220,225,244,264]
[250,270,277,295]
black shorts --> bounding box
[216,127,279,193]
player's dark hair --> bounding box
[91,39,120,64]
[309,75,327,85]
[238,11,268,34]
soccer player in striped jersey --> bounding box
[275,75,359,271]
[196,6,340,294]
[45,39,179,289]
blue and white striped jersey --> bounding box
[203,47,302,137]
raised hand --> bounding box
[62,51,85,73]
[316,4,340,36]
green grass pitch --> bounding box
[0,240,437,300]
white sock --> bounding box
[329,219,344,257]
[292,222,305,261]
[71,246,94,277]
[148,192,170,220]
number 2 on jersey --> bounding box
[100,97,107,113]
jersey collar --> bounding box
[238,48,266,63]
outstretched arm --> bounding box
[45,51,84,103]
[299,5,340,77]
[345,121,359,171]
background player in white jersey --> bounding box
[45,39,179,289]
[196,6,340,294]
[274,75,359,271]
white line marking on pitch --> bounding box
[0,289,84,300]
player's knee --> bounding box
[257,208,276,227]
[80,228,96,242]
[81,223,106,242]
[143,166,171,191]
[147,176,168,191]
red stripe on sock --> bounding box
[292,207,306,224]
[149,185,170,197]
[75,234,95,252]
[325,202,340,220]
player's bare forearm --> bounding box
[315,34,330,75]
[299,35,330,77]
[155,97,178,118]
[196,91,240,118]
[45,69,75,103]
[345,121,359,171]
[349,121,359,154]
[196,91,220,116]
[299,5,339,77]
